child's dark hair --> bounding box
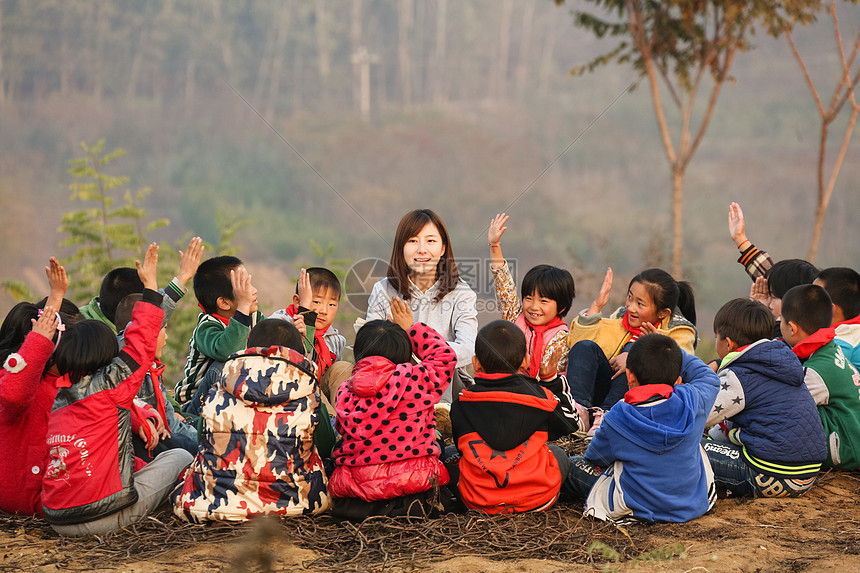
[295,267,342,299]
[248,319,304,353]
[629,268,696,326]
[475,319,527,375]
[34,297,81,327]
[114,294,144,334]
[816,267,860,321]
[521,265,576,319]
[713,298,775,347]
[53,320,119,384]
[354,320,412,364]
[194,256,243,314]
[0,302,39,364]
[626,333,682,385]
[765,259,819,299]
[98,267,144,325]
[781,284,832,336]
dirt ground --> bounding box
[2,469,859,573]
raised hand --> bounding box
[488,213,509,246]
[297,268,313,309]
[728,202,749,248]
[177,236,204,286]
[136,243,159,291]
[44,257,68,311]
[31,305,59,341]
[230,266,256,315]
[388,297,414,331]
[586,268,613,317]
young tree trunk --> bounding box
[264,2,290,121]
[92,0,106,103]
[0,2,5,104]
[515,0,535,102]
[671,165,685,279]
[432,0,447,106]
[314,0,330,80]
[537,11,559,101]
[809,102,859,262]
[351,0,363,111]
[126,28,144,99]
[253,24,275,105]
[398,0,414,107]
[490,0,514,101]
[59,7,71,96]
[211,0,235,83]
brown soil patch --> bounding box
[3,438,859,572]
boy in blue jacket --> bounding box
[703,298,825,498]
[562,333,719,523]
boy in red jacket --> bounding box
[451,320,583,514]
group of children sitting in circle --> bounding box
[0,203,858,536]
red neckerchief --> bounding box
[149,359,171,435]
[314,325,335,376]
[792,328,836,360]
[525,316,565,378]
[621,312,644,341]
[286,304,335,376]
[624,384,674,404]
[199,303,230,325]
[54,373,72,388]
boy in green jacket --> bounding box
[781,284,860,469]
[175,256,264,408]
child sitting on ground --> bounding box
[703,298,825,498]
[80,236,204,334]
[175,255,264,411]
[567,267,697,436]
[270,267,346,377]
[114,294,198,461]
[172,318,331,521]
[327,298,457,519]
[814,267,860,370]
[780,284,860,470]
[487,213,576,376]
[450,320,583,514]
[41,244,193,536]
[562,334,719,523]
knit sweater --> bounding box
[0,332,59,516]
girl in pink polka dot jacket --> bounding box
[327,298,457,516]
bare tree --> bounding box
[562,1,821,278]
[784,0,860,263]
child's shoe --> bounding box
[573,400,590,436]
[586,407,604,440]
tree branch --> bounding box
[785,27,826,118]
[829,2,860,116]
[626,0,677,166]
